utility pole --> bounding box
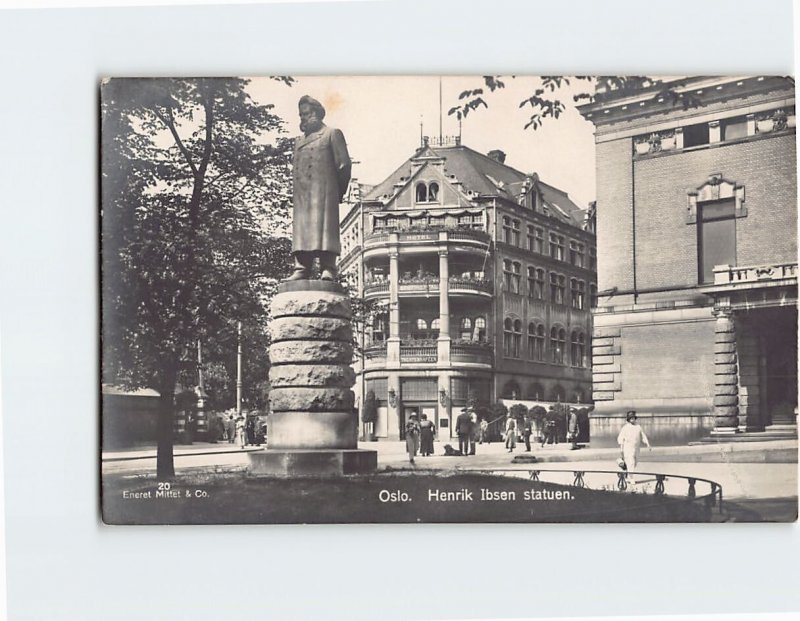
[236,321,243,416]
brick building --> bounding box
[339,138,596,440]
[579,76,797,445]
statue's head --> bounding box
[298,95,326,134]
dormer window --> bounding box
[415,181,440,204]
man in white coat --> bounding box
[617,411,651,477]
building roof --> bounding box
[362,143,587,227]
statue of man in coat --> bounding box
[289,95,352,281]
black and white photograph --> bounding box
[100,74,798,525]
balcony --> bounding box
[360,339,493,368]
[713,262,797,287]
[363,225,490,251]
[450,339,493,365]
[363,280,390,297]
[448,276,493,297]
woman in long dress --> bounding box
[405,414,421,464]
[419,413,436,456]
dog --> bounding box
[443,444,463,457]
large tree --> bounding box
[101,77,293,478]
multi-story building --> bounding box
[578,76,797,445]
[339,138,596,440]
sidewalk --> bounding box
[102,442,262,461]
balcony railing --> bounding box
[363,342,387,359]
[450,340,493,364]
[363,280,390,296]
[713,262,798,286]
[448,277,493,294]
[364,225,489,247]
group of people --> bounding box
[503,407,582,453]
[404,413,436,463]
[214,412,251,448]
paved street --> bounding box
[102,438,798,504]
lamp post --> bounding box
[236,320,243,418]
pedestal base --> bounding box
[248,449,377,477]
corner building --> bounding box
[579,76,797,445]
[339,139,596,440]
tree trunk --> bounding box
[156,366,178,480]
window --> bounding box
[550,272,565,305]
[428,182,439,201]
[569,241,585,267]
[503,259,514,291]
[549,233,565,261]
[503,318,513,357]
[502,380,521,400]
[474,317,486,342]
[590,284,597,308]
[550,327,566,364]
[528,322,545,361]
[589,247,597,270]
[722,116,748,141]
[527,225,535,251]
[528,266,545,299]
[512,261,521,294]
[683,122,710,148]
[570,279,585,310]
[571,331,585,367]
[412,318,429,340]
[430,318,440,336]
[533,227,544,253]
[502,217,512,243]
[512,319,522,358]
[512,219,521,246]
[698,199,736,284]
[371,313,387,343]
[415,183,428,203]
[460,317,472,341]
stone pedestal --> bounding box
[249,280,377,477]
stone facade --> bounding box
[579,76,798,445]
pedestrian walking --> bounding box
[523,416,533,452]
[469,410,479,455]
[227,414,236,444]
[541,411,557,447]
[405,414,421,463]
[568,408,580,450]
[504,414,517,453]
[617,411,651,478]
[419,413,436,457]
[479,418,488,444]
[236,415,247,448]
[455,408,473,456]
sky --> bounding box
[247,76,598,209]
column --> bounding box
[746,113,756,137]
[711,308,739,434]
[709,120,721,144]
[437,240,451,364]
[387,236,400,364]
[674,126,684,149]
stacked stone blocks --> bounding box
[592,326,622,401]
[267,283,357,450]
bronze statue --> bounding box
[289,95,352,281]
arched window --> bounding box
[502,380,521,400]
[431,318,440,336]
[412,318,429,340]
[512,319,522,358]
[571,330,585,367]
[460,317,472,340]
[474,316,486,342]
[428,182,439,201]
[371,313,387,343]
[526,383,544,400]
[551,326,566,364]
[551,384,566,402]
[527,322,537,359]
[535,324,545,360]
[503,318,513,357]
[415,182,428,203]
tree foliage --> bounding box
[101,77,294,477]
[449,76,702,131]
